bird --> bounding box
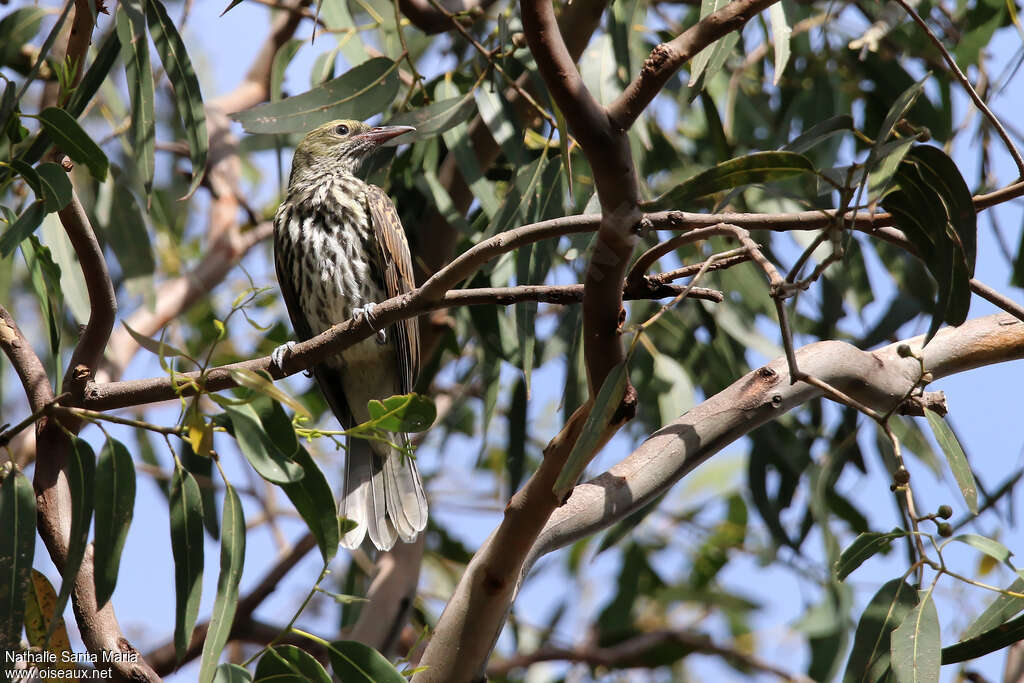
[271,119,427,551]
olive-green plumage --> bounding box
[273,120,425,551]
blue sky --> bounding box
[11,0,1024,680]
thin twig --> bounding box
[891,0,1024,177]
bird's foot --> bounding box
[271,341,313,377]
[354,303,387,345]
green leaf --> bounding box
[64,27,121,119]
[891,590,940,683]
[843,579,918,683]
[199,484,246,683]
[943,611,1024,664]
[9,159,42,200]
[122,321,189,359]
[961,577,1024,641]
[170,465,204,662]
[641,151,817,210]
[924,410,978,514]
[326,640,406,683]
[835,529,907,581]
[20,236,62,371]
[387,93,477,139]
[52,438,96,642]
[105,181,155,279]
[0,201,45,257]
[35,162,73,213]
[116,1,156,197]
[13,0,73,103]
[951,533,1012,566]
[38,107,109,181]
[868,75,927,169]
[768,3,791,85]
[280,448,340,564]
[784,115,854,154]
[0,81,16,134]
[223,403,304,484]
[687,0,739,93]
[270,38,304,102]
[553,360,629,500]
[93,438,136,608]
[364,393,436,433]
[0,7,47,67]
[255,645,332,683]
[0,467,36,654]
[39,213,89,325]
[231,58,401,134]
[906,145,976,273]
[145,0,208,199]
[230,368,310,419]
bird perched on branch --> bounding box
[271,119,426,551]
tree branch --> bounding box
[58,190,117,399]
[608,0,782,131]
[521,312,1024,580]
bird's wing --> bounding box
[365,184,420,394]
[274,202,355,427]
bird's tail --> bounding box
[340,436,428,551]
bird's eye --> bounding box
[334,124,350,136]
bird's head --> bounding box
[292,120,415,176]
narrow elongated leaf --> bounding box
[198,484,246,683]
[769,3,791,85]
[255,645,332,683]
[387,94,477,139]
[21,236,62,361]
[40,213,89,325]
[553,361,629,499]
[223,403,304,483]
[836,529,907,581]
[38,107,109,181]
[145,0,208,198]
[93,438,136,607]
[906,145,976,272]
[22,570,75,670]
[961,577,1024,640]
[64,27,121,119]
[641,151,817,210]
[0,7,47,67]
[891,591,940,683]
[117,1,156,197]
[952,533,1012,565]
[232,58,400,134]
[925,410,978,514]
[868,76,927,168]
[52,438,96,641]
[843,579,918,683]
[230,368,310,419]
[170,465,204,662]
[784,115,854,154]
[270,38,304,102]
[281,448,340,564]
[122,321,189,359]
[327,640,406,683]
[13,0,73,102]
[0,201,45,257]
[35,162,72,213]
[9,159,42,199]
[0,467,36,654]
[105,182,155,278]
[944,611,1024,663]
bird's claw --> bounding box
[354,303,387,345]
[271,341,312,377]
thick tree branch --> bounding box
[58,190,117,399]
[349,536,425,655]
[521,313,1024,579]
[522,0,640,395]
[608,0,782,131]
[397,0,497,34]
[0,306,53,415]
